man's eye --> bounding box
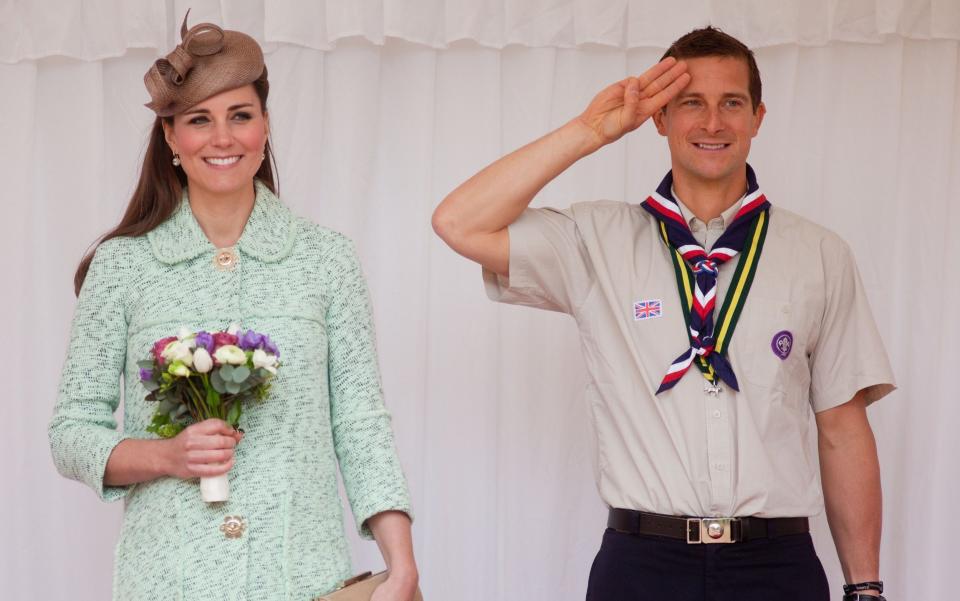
[725,99,744,108]
[682,99,701,107]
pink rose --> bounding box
[152,336,177,365]
[211,332,239,351]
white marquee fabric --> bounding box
[2,1,957,599]
[3,0,960,61]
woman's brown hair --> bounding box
[73,74,277,296]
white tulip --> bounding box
[193,348,213,373]
[214,344,247,365]
[162,340,193,366]
[252,349,278,375]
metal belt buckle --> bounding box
[686,517,738,544]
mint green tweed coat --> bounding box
[49,181,412,600]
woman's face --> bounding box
[163,84,268,200]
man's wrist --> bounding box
[843,580,885,601]
[560,118,606,157]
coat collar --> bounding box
[147,180,297,265]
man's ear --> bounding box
[751,102,766,137]
[652,107,668,137]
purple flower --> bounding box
[195,331,214,353]
[262,335,279,357]
[139,367,153,382]
[238,329,264,351]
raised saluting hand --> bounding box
[576,57,690,148]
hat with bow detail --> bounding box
[144,11,266,117]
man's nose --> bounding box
[702,106,723,133]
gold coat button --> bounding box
[214,247,238,271]
[220,515,246,539]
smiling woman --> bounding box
[49,12,419,601]
[164,89,270,214]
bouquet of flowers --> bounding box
[138,324,280,501]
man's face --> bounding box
[653,55,765,188]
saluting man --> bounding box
[432,27,893,601]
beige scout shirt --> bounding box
[483,196,895,518]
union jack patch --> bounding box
[633,299,662,321]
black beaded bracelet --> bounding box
[842,594,886,601]
[843,581,884,595]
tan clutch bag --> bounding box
[313,571,424,601]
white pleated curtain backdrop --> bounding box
[2,1,958,599]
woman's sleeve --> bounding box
[325,236,412,539]
[48,242,132,502]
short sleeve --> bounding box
[482,206,594,315]
[325,235,412,539]
[809,235,896,412]
[48,242,132,501]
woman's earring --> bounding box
[261,152,266,161]
[172,153,181,167]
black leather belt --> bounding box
[608,507,810,544]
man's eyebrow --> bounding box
[674,91,750,100]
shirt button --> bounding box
[712,410,722,419]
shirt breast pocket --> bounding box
[731,295,813,406]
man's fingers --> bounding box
[634,56,678,90]
[644,71,691,111]
[623,77,640,107]
[639,61,689,101]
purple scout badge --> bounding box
[771,330,793,360]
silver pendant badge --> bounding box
[703,380,722,396]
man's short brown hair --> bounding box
[662,26,762,112]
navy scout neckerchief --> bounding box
[641,164,770,394]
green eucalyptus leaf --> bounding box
[211,371,226,394]
[137,359,156,370]
[225,379,241,394]
[219,364,234,380]
[142,380,160,392]
[231,366,250,383]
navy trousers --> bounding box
[585,528,830,601]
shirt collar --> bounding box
[671,186,745,231]
[147,180,297,265]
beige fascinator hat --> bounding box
[144,11,266,117]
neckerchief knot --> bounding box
[641,165,771,395]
